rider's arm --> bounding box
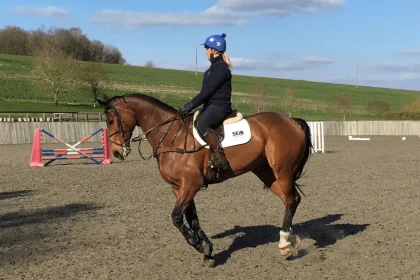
[189,63,228,109]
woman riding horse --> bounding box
[179,33,233,170]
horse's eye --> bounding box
[108,120,114,125]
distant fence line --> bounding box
[0,122,143,144]
[0,111,104,122]
[0,121,419,144]
[323,121,420,136]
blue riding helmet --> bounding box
[201,33,226,53]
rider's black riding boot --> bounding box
[203,129,231,170]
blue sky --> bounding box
[2,0,420,91]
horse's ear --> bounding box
[95,98,107,107]
[96,94,110,108]
[102,94,110,102]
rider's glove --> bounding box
[179,101,194,115]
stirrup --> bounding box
[212,152,230,170]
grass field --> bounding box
[1,54,419,121]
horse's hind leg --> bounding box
[271,173,301,256]
[252,163,276,188]
[253,165,301,256]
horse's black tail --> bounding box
[292,118,313,196]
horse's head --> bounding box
[96,95,136,161]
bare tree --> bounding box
[366,99,391,119]
[144,60,155,68]
[103,44,126,64]
[0,25,126,64]
[90,40,105,62]
[78,61,110,101]
[332,94,351,121]
[250,80,270,113]
[284,87,297,117]
[27,25,50,56]
[0,26,30,55]
[29,44,76,106]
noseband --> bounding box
[106,107,132,149]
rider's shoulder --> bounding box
[213,59,229,72]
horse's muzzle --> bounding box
[114,145,131,161]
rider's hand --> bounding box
[179,101,194,115]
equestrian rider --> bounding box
[179,33,233,170]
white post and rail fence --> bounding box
[0,121,419,155]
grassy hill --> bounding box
[1,54,419,121]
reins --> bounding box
[131,111,205,160]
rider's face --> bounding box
[205,46,218,60]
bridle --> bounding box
[106,107,133,151]
[106,105,205,160]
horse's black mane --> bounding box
[107,93,177,111]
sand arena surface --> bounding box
[0,136,419,279]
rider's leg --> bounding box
[197,105,231,170]
[203,128,230,169]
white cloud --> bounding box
[155,55,334,73]
[230,57,272,69]
[330,75,420,91]
[397,73,420,82]
[88,10,246,29]
[301,56,335,64]
[215,56,334,71]
[337,62,420,90]
[401,48,420,56]
[275,56,335,70]
[12,6,69,17]
[89,0,344,29]
[206,0,344,17]
[374,62,420,73]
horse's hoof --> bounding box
[279,235,300,257]
[202,256,215,268]
[280,247,292,256]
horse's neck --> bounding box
[129,99,176,146]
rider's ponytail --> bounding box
[222,53,232,69]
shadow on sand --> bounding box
[0,203,102,229]
[211,214,369,266]
[0,190,37,200]
[0,203,103,267]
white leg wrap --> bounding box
[279,230,291,249]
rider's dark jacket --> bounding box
[189,55,232,112]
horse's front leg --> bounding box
[185,199,215,267]
[171,186,214,267]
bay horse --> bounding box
[96,93,313,267]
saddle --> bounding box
[193,109,243,142]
